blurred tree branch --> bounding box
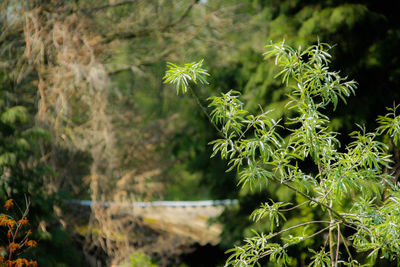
[82,0,139,14]
[102,0,200,42]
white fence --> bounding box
[69,199,238,208]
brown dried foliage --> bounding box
[1,0,248,264]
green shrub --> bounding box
[164,42,400,266]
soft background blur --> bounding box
[1,0,399,266]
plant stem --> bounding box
[328,209,334,267]
[280,200,311,212]
[265,220,331,241]
[339,230,353,260]
[260,224,336,259]
[335,223,340,266]
[279,179,346,222]
[189,86,225,138]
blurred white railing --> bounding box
[68,199,238,208]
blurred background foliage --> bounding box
[1,0,399,266]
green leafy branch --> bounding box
[163,60,209,95]
[377,103,400,146]
[164,41,400,266]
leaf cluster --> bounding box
[163,60,209,95]
[165,42,400,266]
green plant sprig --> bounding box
[164,41,400,266]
